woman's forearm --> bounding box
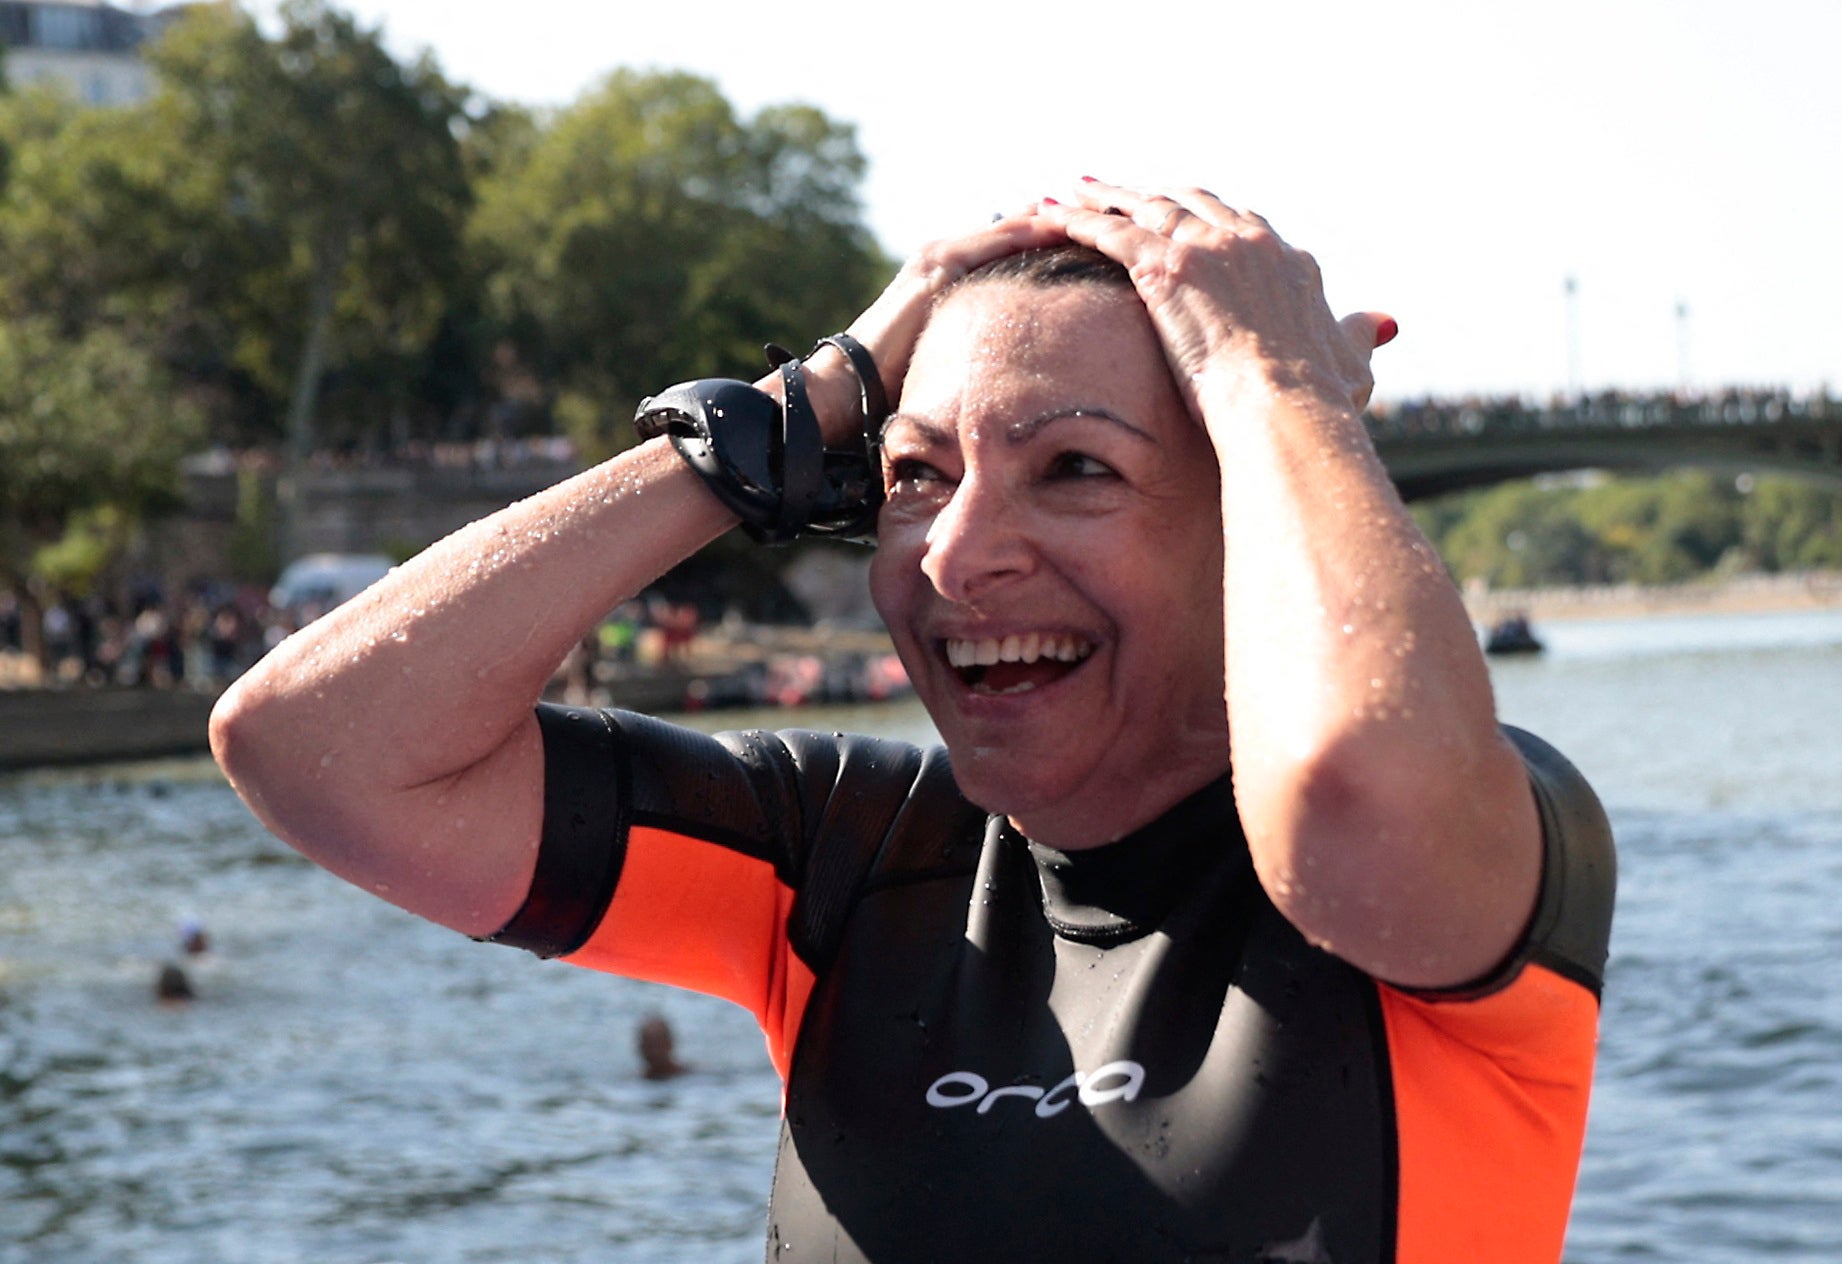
[210,438,736,934]
[1203,371,1540,988]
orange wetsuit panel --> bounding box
[1382,964,1601,1263]
[563,825,818,1081]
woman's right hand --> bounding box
[805,208,1065,435]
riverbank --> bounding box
[1463,570,1842,624]
[0,687,220,771]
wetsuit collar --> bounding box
[1020,773,1245,945]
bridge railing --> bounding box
[1367,388,1837,440]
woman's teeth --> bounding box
[945,633,1094,672]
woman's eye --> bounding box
[887,458,948,492]
[1046,451,1118,480]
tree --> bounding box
[1741,478,1842,571]
[0,319,202,668]
[470,69,890,457]
[0,2,476,473]
[149,0,472,460]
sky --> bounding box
[258,0,1839,403]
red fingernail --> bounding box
[1375,317,1399,347]
[1079,175,1099,183]
[1040,195,1061,206]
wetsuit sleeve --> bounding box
[1377,725,1617,1262]
[1424,723,1617,1001]
[485,703,953,1079]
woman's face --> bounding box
[870,281,1231,848]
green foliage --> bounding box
[149,0,472,452]
[0,13,885,462]
[471,68,891,452]
[0,2,473,454]
[0,319,202,594]
[1417,470,1842,588]
[226,463,277,583]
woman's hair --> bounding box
[950,243,1132,296]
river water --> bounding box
[3,607,1840,1263]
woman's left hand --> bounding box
[1048,180,1539,992]
[1040,180,1392,418]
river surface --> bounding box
[3,607,1840,1262]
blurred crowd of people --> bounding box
[0,581,279,691]
[0,581,713,693]
[0,580,910,713]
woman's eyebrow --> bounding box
[881,407,1155,446]
[1007,407,1154,444]
[880,413,951,445]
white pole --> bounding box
[1564,275,1582,400]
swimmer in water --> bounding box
[212,181,1614,1263]
[637,1014,688,1081]
[179,916,209,956]
[154,962,195,1003]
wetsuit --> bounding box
[492,706,1615,1264]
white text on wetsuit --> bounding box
[925,1061,1145,1118]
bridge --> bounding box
[180,391,1842,555]
[1369,390,1842,502]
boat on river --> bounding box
[1483,613,1544,656]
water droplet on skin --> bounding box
[319,753,335,768]
[1340,624,1355,635]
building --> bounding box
[0,1,189,107]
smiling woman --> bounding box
[210,182,1615,1264]
[872,265,1229,846]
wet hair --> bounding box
[949,243,1132,297]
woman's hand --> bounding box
[1040,181,1393,419]
[822,208,1067,422]
[1048,179,1538,991]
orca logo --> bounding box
[924,1061,1145,1119]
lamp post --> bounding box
[1564,275,1582,401]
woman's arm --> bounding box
[1047,183,1539,990]
[211,210,1065,938]
[210,441,735,935]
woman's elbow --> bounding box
[1245,728,1541,984]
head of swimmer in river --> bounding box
[869,245,1230,850]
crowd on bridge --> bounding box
[1366,385,1835,439]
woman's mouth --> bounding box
[943,633,1095,696]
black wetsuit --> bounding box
[492,706,1615,1264]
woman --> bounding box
[211,181,1614,1262]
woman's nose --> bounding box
[920,475,1035,604]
